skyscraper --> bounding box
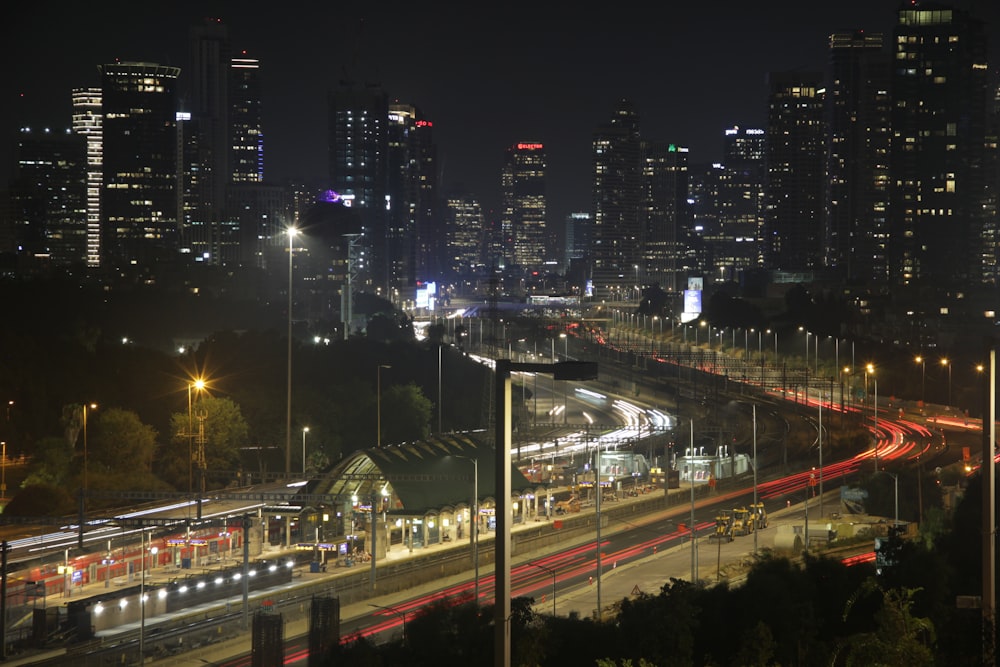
[641,141,689,293]
[827,30,891,285]
[763,71,826,276]
[444,190,484,277]
[328,81,388,293]
[11,128,86,265]
[71,88,102,267]
[187,18,231,233]
[591,99,642,299]
[230,53,263,183]
[716,127,766,280]
[501,142,547,271]
[99,61,180,270]
[889,3,991,287]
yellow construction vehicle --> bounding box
[732,507,755,536]
[750,502,768,529]
[555,495,581,514]
[712,510,733,542]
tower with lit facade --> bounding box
[763,72,826,276]
[641,141,689,293]
[827,30,891,285]
[99,61,180,270]
[591,99,642,299]
[501,142,547,273]
[71,87,103,267]
[328,81,389,293]
[888,3,991,287]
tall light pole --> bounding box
[286,227,298,480]
[940,357,951,406]
[915,355,926,406]
[301,427,309,476]
[82,402,97,504]
[377,364,391,447]
[866,363,878,472]
[187,380,205,494]
[438,345,443,433]
[494,359,597,667]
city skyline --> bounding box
[8,1,997,224]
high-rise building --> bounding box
[11,128,87,265]
[71,88,103,267]
[827,30,891,285]
[187,18,231,233]
[99,61,181,270]
[889,3,991,287]
[230,53,263,183]
[763,71,826,276]
[641,141,689,292]
[715,127,766,280]
[591,99,642,299]
[501,142,547,271]
[328,81,389,293]
[444,190,484,277]
[387,102,438,289]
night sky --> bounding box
[5,1,998,222]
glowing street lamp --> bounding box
[187,379,206,494]
[940,357,952,406]
[302,426,309,476]
[286,227,299,480]
[915,355,926,405]
[82,402,97,503]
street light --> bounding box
[377,364,391,447]
[560,332,568,360]
[866,364,878,471]
[940,357,951,407]
[82,402,97,504]
[369,603,407,642]
[187,380,206,495]
[494,359,597,667]
[286,227,299,480]
[528,561,557,616]
[915,356,926,405]
[301,427,309,476]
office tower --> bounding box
[715,127,766,280]
[328,80,388,293]
[688,162,723,280]
[763,72,826,275]
[889,4,991,287]
[501,142,547,272]
[71,88,103,267]
[591,99,642,299]
[828,30,891,285]
[187,18,231,233]
[641,141,689,293]
[99,61,180,270]
[444,190,484,277]
[565,212,592,269]
[11,128,87,264]
[230,53,263,183]
[388,102,438,290]
[226,183,293,270]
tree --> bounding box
[20,435,74,487]
[165,395,250,490]
[836,580,936,667]
[88,408,157,476]
[2,482,74,517]
[380,383,433,444]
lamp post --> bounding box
[286,227,298,480]
[377,364,391,447]
[81,402,97,504]
[866,364,878,471]
[529,561,557,616]
[187,380,205,495]
[915,356,926,405]
[301,427,309,476]
[452,455,479,605]
[940,357,951,406]
[560,332,568,360]
[494,359,597,667]
[369,603,407,642]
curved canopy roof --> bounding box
[306,431,533,516]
